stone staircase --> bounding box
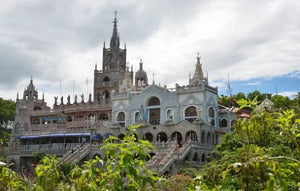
[60,144,91,165]
[147,140,192,175]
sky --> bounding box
[0,0,299,106]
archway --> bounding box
[185,131,198,142]
[144,133,153,142]
[171,131,183,145]
[193,152,200,161]
[157,132,167,143]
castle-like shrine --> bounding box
[8,14,235,174]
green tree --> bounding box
[0,98,15,126]
[271,95,292,110]
[189,98,300,190]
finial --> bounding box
[124,43,126,49]
[95,62,97,70]
[114,10,117,20]
[152,72,155,85]
[131,65,133,72]
[197,52,201,61]
[103,41,105,48]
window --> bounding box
[99,114,108,121]
[148,97,160,106]
[103,76,110,83]
[220,119,227,127]
[166,109,173,121]
[103,91,109,99]
[147,97,160,125]
[117,112,125,127]
[185,106,197,122]
[208,107,215,126]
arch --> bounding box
[208,107,215,117]
[221,119,227,127]
[147,97,161,125]
[135,111,140,121]
[118,134,125,140]
[9,159,16,171]
[201,131,205,144]
[144,133,153,142]
[147,97,160,106]
[103,91,109,99]
[201,153,206,162]
[117,112,125,127]
[157,132,168,143]
[185,131,198,142]
[103,76,110,83]
[166,109,173,121]
[208,107,215,126]
[171,131,183,145]
[207,132,211,145]
[184,106,197,122]
[193,152,200,161]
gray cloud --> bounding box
[0,0,299,102]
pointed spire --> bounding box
[194,53,204,80]
[110,10,120,48]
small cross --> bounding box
[197,52,201,60]
[152,72,155,83]
[114,10,117,19]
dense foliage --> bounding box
[0,125,163,190]
[187,97,300,190]
[0,97,15,126]
[0,94,299,190]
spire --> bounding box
[194,53,204,80]
[110,10,120,48]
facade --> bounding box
[7,15,235,174]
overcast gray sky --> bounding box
[0,0,299,105]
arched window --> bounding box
[193,152,200,161]
[103,76,110,83]
[207,132,211,145]
[185,106,197,123]
[99,113,108,121]
[148,97,160,125]
[148,97,160,106]
[208,107,215,126]
[201,153,206,162]
[135,112,140,121]
[118,134,125,140]
[117,112,125,127]
[221,119,227,127]
[209,107,215,117]
[144,133,153,142]
[201,131,205,144]
[103,91,109,99]
[171,131,183,145]
[185,131,198,142]
[166,109,173,121]
[157,132,168,143]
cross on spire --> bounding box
[197,52,201,60]
[114,10,117,20]
[152,72,155,84]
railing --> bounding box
[61,144,91,165]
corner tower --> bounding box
[94,11,127,104]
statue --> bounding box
[88,93,92,103]
[61,96,64,105]
[74,94,77,104]
[81,94,84,103]
[67,95,70,104]
[54,96,58,105]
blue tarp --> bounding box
[91,133,103,140]
[16,133,90,139]
[44,117,50,122]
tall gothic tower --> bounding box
[94,12,128,104]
